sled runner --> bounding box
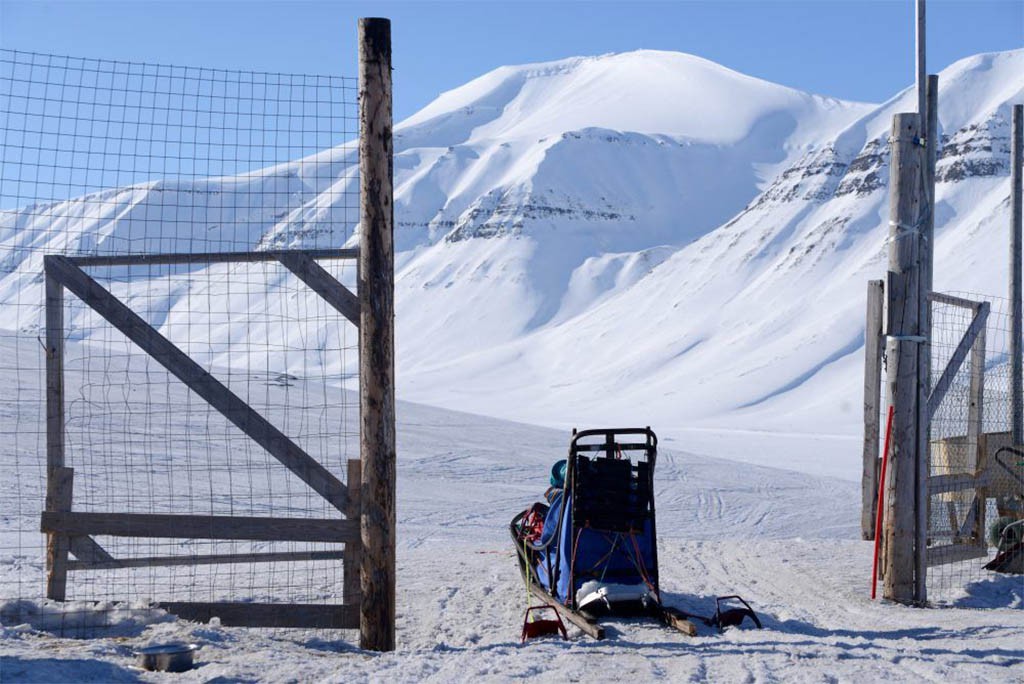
[512,427,743,640]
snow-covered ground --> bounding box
[1,335,1022,682]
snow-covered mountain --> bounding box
[2,48,1022,479]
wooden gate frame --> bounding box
[40,249,365,629]
[923,291,990,567]
[862,288,993,575]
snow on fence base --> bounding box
[1,599,175,639]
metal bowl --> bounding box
[136,643,200,672]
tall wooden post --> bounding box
[914,74,938,604]
[884,113,925,603]
[862,279,885,540]
[358,16,396,652]
[1011,104,1023,445]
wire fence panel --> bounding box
[0,49,360,636]
[927,291,1023,607]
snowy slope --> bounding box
[394,48,1024,478]
[1,49,1023,482]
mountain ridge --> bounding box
[1,48,1022,479]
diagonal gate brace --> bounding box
[926,301,989,421]
[44,255,349,514]
[276,252,360,328]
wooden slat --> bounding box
[344,459,362,605]
[68,248,358,268]
[528,584,604,640]
[276,252,360,328]
[926,302,989,420]
[926,543,987,567]
[661,607,698,637]
[159,601,358,629]
[927,292,984,310]
[41,512,357,543]
[45,255,349,514]
[68,536,115,563]
[44,273,65,477]
[928,472,989,495]
[968,318,988,547]
[68,549,349,571]
[957,496,981,540]
[863,279,884,540]
[44,467,72,601]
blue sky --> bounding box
[1,1,1021,121]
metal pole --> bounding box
[913,73,939,604]
[916,0,926,120]
[1011,104,1023,444]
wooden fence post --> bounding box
[914,73,939,604]
[862,279,884,540]
[43,262,71,601]
[1011,104,1022,445]
[358,16,396,652]
[883,113,925,603]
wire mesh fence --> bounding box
[0,49,361,636]
[927,291,1023,607]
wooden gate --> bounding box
[924,292,990,568]
[40,249,363,628]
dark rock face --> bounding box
[445,189,632,243]
[936,113,1012,182]
[747,147,849,210]
[834,138,888,198]
[385,110,1016,248]
[751,110,1012,211]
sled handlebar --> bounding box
[569,427,657,455]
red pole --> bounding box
[871,405,896,599]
